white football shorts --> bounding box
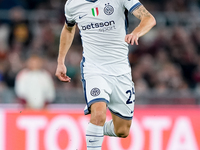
[82,73,135,120]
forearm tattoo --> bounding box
[134,5,151,19]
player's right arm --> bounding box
[55,23,76,82]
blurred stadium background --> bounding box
[0,0,200,150]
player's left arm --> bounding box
[125,5,156,45]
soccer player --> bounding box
[55,0,156,149]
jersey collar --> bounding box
[86,0,98,2]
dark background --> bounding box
[0,0,200,105]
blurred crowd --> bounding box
[0,0,200,104]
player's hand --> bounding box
[55,63,71,82]
[125,32,139,45]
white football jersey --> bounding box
[65,0,142,76]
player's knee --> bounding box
[90,102,107,126]
[90,110,106,126]
[115,127,130,138]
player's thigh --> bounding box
[108,73,135,120]
[111,112,132,137]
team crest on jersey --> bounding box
[92,7,99,17]
[104,3,114,15]
[90,88,100,97]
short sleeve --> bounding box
[123,0,142,14]
[64,2,76,27]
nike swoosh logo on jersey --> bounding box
[79,14,87,19]
[89,140,99,143]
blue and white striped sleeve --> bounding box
[123,0,142,14]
